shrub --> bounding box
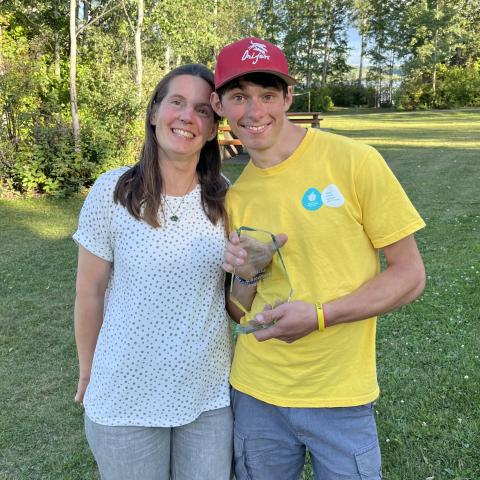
[395,61,480,110]
[292,87,334,112]
[329,84,375,107]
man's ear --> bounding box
[283,86,294,112]
[210,92,224,117]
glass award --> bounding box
[230,226,293,334]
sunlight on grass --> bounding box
[322,108,480,150]
[1,109,479,480]
[0,198,82,240]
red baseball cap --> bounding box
[214,37,297,90]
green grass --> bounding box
[1,108,479,479]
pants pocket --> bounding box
[354,441,382,479]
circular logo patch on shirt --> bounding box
[302,188,323,211]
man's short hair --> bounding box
[216,72,289,100]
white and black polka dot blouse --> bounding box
[73,167,232,427]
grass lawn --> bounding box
[1,108,479,479]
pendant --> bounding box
[170,215,179,222]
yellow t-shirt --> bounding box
[226,128,425,408]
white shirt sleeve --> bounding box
[72,170,123,262]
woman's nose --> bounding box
[179,106,195,123]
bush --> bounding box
[292,87,334,112]
[292,84,375,112]
[395,61,480,110]
[7,117,85,196]
[436,62,480,108]
[329,84,375,107]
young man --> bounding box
[211,37,426,480]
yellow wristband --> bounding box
[315,303,326,331]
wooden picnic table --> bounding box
[218,112,323,159]
[286,111,322,128]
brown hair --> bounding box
[216,72,288,99]
[114,64,227,228]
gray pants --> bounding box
[85,407,233,480]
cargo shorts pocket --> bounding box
[354,441,382,479]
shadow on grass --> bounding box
[323,107,480,122]
[0,198,99,480]
[326,128,479,145]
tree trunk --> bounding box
[388,50,395,106]
[432,29,438,98]
[135,0,144,103]
[84,0,90,21]
[70,0,80,149]
[212,0,218,64]
[321,5,334,88]
[306,30,314,89]
[432,0,440,102]
[358,28,367,87]
[53,5,61,78]
[54,31,61,78]
[321,33,330,87]
[165,44,171,71]
[306,4,317,89]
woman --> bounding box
[73,64,232,480]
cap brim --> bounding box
[216,70,297,90]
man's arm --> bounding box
[222,230,288,322]
[253,234,426,343]
[74,246,111,403]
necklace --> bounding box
[162,175,196,222]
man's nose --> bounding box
[246,99,265,120]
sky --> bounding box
[347,27,362,67]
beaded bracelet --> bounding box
[235,269,267,286]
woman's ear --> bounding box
[150,104,159,126]
[207,122,218,142]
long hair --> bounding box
[114,64,226,228]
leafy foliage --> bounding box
[0,1,258,196]
[1,0,480,195]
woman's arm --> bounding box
[74,246,112,404]
[225,275,257,322]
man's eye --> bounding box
[198,108,211,117]
[233,95,244,102]
[264,95,273,101]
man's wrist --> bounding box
[235,269,267,286]
[315,303,327,331]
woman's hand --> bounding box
[75,376,90,405]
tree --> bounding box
[120,0,144,103]
[397,0,466,105]
[365,0,408,107]
[70,0,80,148]
[282,0,352,88]
[351,0,371,86]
